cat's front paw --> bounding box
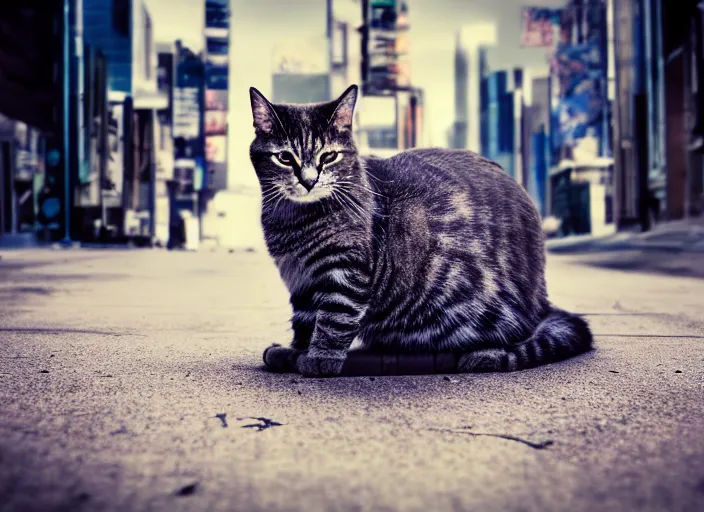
[263,344,302,373]
[296,350,346,378]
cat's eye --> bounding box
[320,151,339,166]
[275,151,295,167]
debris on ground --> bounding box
[215,413,228,428]
[176,483,198,496]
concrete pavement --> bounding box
[1,248,703,512]
[547,217,704,254]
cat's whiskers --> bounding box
[261,187,283,203]
[260,183,284,203]
[336,182,390,223]
[333,189,376,236]
[338,179,387,199]
[333,185,366,216]
[336,190,387,250]
[263,183,290,212]
[331,189,367,227]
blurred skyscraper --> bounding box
[271,37,331,104]
[612,0,704,226]
[452,24,496,153]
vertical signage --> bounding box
[364,0,411,93]
[173,50,205,198]
[204,0,230,191]
[550,40,605,158]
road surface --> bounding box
[1,248,703,511]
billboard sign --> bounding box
[206,90,228,111]
[520,8,562,48]
[173,87,201,138]
[205,64,229,90]
[204,0,230,191]
[205,110,227,135]
[205,0,229,29]
[365,1,411,92]
[206,37,229,56]
[551,40,604,149]
[206,135,227,164]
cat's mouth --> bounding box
[285,173,336,203]
[287,182,334,203]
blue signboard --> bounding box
[551,39,604,151]
[205,63,228,90]
[206,37,229,55]
[205,0,229,29]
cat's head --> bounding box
[248,85,359,204]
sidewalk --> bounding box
[547,216,704,254]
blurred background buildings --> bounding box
[0,0,703,249]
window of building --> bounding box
[112,0,130,36]
[143,8,152,81]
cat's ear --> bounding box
[328,84,358,132]
[249,87,278,135]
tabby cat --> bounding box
[248,84,593,378]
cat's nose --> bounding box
[298,166,319,191]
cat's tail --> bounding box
[458,307,593,372]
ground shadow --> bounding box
[564,249,704,279]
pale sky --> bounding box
[145,0,565,188]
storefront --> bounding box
[0,115,47,246]
[550,157,615,237]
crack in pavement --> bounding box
[238,417,283,432]
[430,428,554,450]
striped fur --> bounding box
[249,85,593,377]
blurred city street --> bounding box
[1,0,704,510]
[1,248,703,512]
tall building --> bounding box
[354,0,420,154]
[453,24,497,152]
[154,42,176,246]
[328,0,363,99]
[526,75,552,217]
[612,0,704,226]
[480,70,515,177]
[203,0,231,195]
[82,0,167,242]
[328,0,365,142]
